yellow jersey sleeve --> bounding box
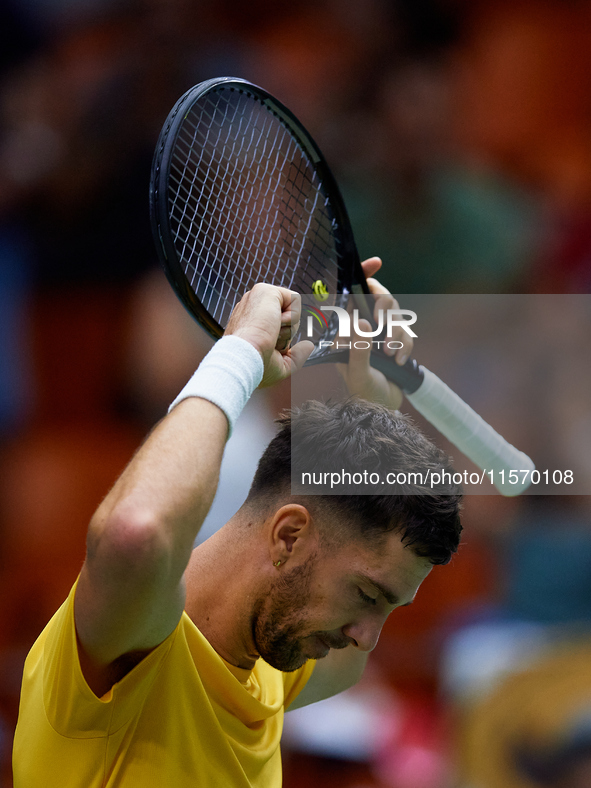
[20,578,177,738]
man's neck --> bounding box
[183,523,263,671]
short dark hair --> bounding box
[246,399,463,565]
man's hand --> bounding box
[226,283,313,388]
[337,257,414,411]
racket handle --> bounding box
[368,351,424,393]
[404,367,534,496]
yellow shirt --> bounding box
[13,580,315,787]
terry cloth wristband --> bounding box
[168,335,264,435]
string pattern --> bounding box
[167,87,341,330]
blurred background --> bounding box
[1,0,591,786]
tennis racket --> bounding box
[149,76,533,495]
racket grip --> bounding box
[368,351,424,393]
[405,367,535,496]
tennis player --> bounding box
[13,262,462,787]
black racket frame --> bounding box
[149,76,423,393]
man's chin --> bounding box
[257,637,314,672]
[308,635,331,660]
[260,635,332,672]
[261,651,309,673]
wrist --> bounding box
[168,336,264,435]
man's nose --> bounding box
[341,618,385,652]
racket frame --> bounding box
[149,77,534,493]
[150,76,360,339]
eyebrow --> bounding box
[358,574,413,607]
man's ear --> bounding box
[268,504,314,566]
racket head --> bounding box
[149,76,366,344]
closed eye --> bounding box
[357,587,377,606]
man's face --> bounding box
[253,529,433,672]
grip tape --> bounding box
[406,367,534,496]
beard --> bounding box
[252,554,348,672]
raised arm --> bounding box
[75,284,310,695]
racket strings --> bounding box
[166,87,340,329]
[176,104,320,279]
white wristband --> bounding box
[168,335,264,435]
